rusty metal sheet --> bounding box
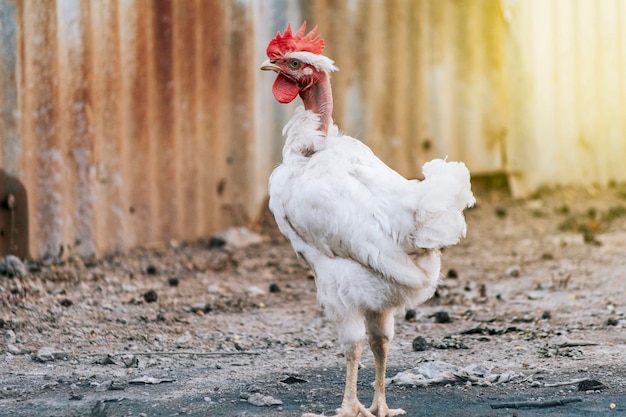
[0,0,625,259]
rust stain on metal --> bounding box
[1,0,625,258]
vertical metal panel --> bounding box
[1,0,625,258]
[504,0,626,195]
[19,0,63,259]
[0,0,28,258]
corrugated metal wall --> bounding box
[2,0,263,259]
[0,0,625,259]
[503,0,626,195]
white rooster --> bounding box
[261,23,475,417]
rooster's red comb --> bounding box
[266,22,325,59]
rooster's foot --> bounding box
[303,400,376,417]
[368,405,406,417]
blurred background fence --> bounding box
[0,0,625,259]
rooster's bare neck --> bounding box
[299,73,333,135]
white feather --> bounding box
[269,108,474,324]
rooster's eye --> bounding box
[289,60,301,69]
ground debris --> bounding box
[387,360,516,387]
[578,379,607,391]
[280,376,308,384]
[459,324,521,336]
[432,311,451,323]
[538,344,583,358]
[430,336,469,350]
[211,227,263,250]
[0,255,27,279]
[93,354,117,365]
[412,336,429,351]
[246,393,283,407]
[33,347,70,362]
[128,375,175,385]
[490,397,583,409]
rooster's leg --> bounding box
[303,341,375,417]
[303,317,375,417]
[366,311,406,417]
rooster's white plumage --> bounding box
[261,23,475,417]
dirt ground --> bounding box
[1,185,625,417]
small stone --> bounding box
[109,381,127,391]
[207,236,227,249]
[412,336,430,352]
[69,393,84,401]
[246,286,265,296]
[212,227,263,249]
[168,277,179,287]
[7,344,21,354]
[541,311,552,320]
[269,283,281,293]
[494,206,507,218]
[0,255,27,279]
[95,380,112,392]
[506,265,521,278]
[447,269,458,279]
[606,317,619,326]
[94,355,116,365]
[433,311,451,324]
[174,332,193,346]
[59,298,73,307]
[129,376,174,385]
[578,379,607,391]
[281,376,308,384]
[247,393,283,407]
[5,329,16,345]
[121,356,139,368]
[404,309,416,322]
[143,290,158,303]
[145,265,158,275]
[34,347,68,362]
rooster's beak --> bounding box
[260,59,280,72]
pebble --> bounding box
[247,393,283,407]
[207,236,227,249]
[447,269,459,279]
[59,298,73,307]
[212,227,263,249]
[246,286,265,296]
[412,336,430,352]
[95,380,112,392]
[433,311,452,324]
[269,283,281,293]
[143,290,158,303]
[578,379,606,391]
[145,265,158,275]
[174,332,193,345]
[0,255,27,279]
[404,309,416,322]
[168,277,179,287]
[7,344,21,354]
[506,265,521,278]
[5,329,17,345]
[34,347,69,362]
